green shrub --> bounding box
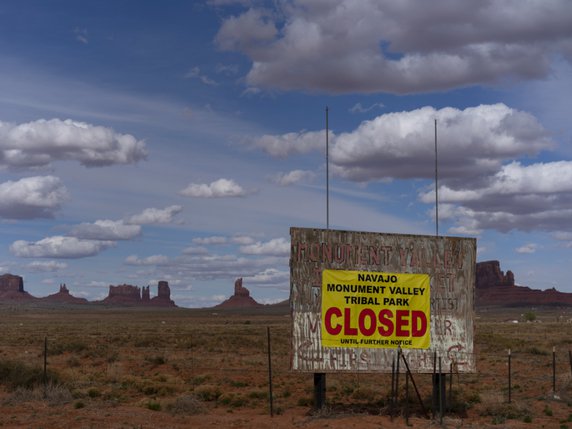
[297,396,313,407]
[481,402,529,423]
[231,396,248,408]
[190,375,209,386]
[88,388,101,398]
[143,385,159,396]
[194,385,221,402]
[527,346,548,356]
[466,392,482,405]
[219,393,233,406]
[247,390,267,400]
[228,380,248,388]
[147,400,161,411]
[145,355,166,366]
[49,340,88,356]
[219,392,248,407]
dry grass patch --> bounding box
[2,305,572,427]
[3,382,73,406]
[167,394,205,415]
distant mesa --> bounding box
[476,260,515,290]
[0,273,176,307]
[101,281,176,307]
[475,260,572,306]
[5,262,572,309]
[215,278,262,309]
[0,273,34,301]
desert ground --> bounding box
[1,303,572,428]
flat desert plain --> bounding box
[1,304,572,428]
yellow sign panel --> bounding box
[321,269,431,349]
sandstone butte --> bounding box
[0,273,176,307]
[101,281,176,307]
[3,262,572,308]
[475,260,572,306]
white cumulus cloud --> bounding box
[251,130,325,157]
[10,236,115,258]
[253,104,552,184]
[244,268,290,285]
[125,255,169,266]
[231,235,256,245]
[239,237,290,256]
[0,118,147,169]
[26,260,68,272]
[330,104,551,182]
[421,161,572,233]
[182,246,209,255]
[215,0,572,94]
[192,236,227,245]
[127,205,183,225]
[69,220,142,240]
[0,176,69,219]
[349,102,385,114]
[185,66,217,86]
[180,178,248,198]
[273,170,316,186]
[516,244,538,254]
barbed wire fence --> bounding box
[2,324,572,420]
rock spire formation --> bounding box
[215,278,262,308]
[42,284,88,304]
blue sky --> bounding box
[1,0,572,307]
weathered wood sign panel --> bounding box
[290,227,476,373]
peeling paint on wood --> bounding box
[290,227,477,373]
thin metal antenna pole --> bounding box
[326,106,329,230]
[313,107,330,411]
[435,119,439,237]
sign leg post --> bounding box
[432,371,446,421]
[313,373,326,409]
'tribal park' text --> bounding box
[321,270,431,349]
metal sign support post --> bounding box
[313,372,326,409]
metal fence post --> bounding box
[267,327,274,417]
[508,349,512,403]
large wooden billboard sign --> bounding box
[290,227,477,373]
